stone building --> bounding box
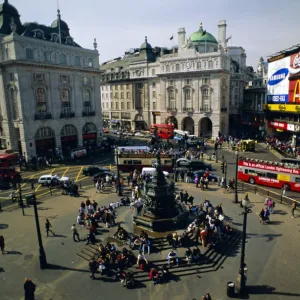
[101,20,249,138]
[0,0,102,158]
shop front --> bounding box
[35,127,56,157]
[60,124,78,157]
[82,122,97,148]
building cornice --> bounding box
[0,59,102,74]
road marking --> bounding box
[76,166,83,182]
[62,167,69,177]
[50,168,56,175]
[34,184,42,193]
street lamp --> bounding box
[236,198,251,296]
[18,182,25,216]
[32,195,48,269]
[235,151,239,204]
[116,149,122,196]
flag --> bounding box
[202,30,206,36]
[226,35,232,43]
[170,35,173,40]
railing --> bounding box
[60,112,75,118]
[182,107,193,113]
[34,113,52,120]
[167,107,178,112]
[82,111,95,117]
[237,181,298,206]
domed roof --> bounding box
[51,18,69,30]
[189,22,217,44]
[140,36,152,50]
[0,0,20,17]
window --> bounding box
[111,102,114,109]
[106,102,108,108]
[185,79,190,85]
[152,82,156,88]
[121,92,124,99]
[208,61,213,69]
[170,80,174,86]
[25,48,34,60]
[10,88,18,119]
[127,92,130,99]
[202,88,210,111]
[203,89,209,97]
[166,65,170,72]
[153,102,157,110]
[88,58,93,67]
[83,90,91,112]
[121,103,124,110]
[152,91,156,98]
[60,53,67,65]
[106,93,108,100]
[83,77,88,84]
[61,89,71,114]
[126,84,129,89]
[116,102,119,110]
[115,85,119,90]
[44,51,51,62]
[9,73,14,81]
[184,89,192,108]
[33,73,45,82]
[75,56,81,66]
[176,64,180,71]
[120,85,124,90]
[5,46,9,59]
[152,69,155,76]
[115,93,118,99]
[203,78,210,84]
[36,88,46,114]
[168,89,176,109]
[197,61,201,69]
[127,102,130,110]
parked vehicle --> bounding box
[176,158,212,171]
[0,168,21,183]
[82,166,109,176]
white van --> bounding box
[38,175,55,185]
[141,167,169,178]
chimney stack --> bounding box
[218,20,227,49]
[178,28,186,49]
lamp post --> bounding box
[235,151,239,204]
[32,195,48,269]
[17,182,25,216]
[116,149,122,196]
[236,198,251,296]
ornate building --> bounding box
[101,20,249,138]
[0,0,102,158]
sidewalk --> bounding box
[1,183,300,300]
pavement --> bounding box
[1,179,300,300]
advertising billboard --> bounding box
[267,56,290,104]
[288,52,300,103]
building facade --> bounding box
[240,57,268,139]
[0,0,102,158]
[101,21,250,138]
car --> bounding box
[93,171,115,181]
[82,166,109,176]
[176,158,212,171]
[38,175,57,185]
[50,176,70,186]
[193,170,218,182]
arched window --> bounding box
[44,51,51,62]
[25,48,34,60]
[10,88,18,119]
[168,89,176,109]
[83,89,91,114]
[152,69,155,76]
[61,89,71,115]
[88,58,93,67]
[184,89,192,109]
[60,53,67,65]
[83,122,96,133]
[35,88,47,114]
[61,124,77,136]
[35,127,55,139]
[75,56,81,66]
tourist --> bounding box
[149,268,160,284]
[291,200,297,218]
[185,247,192,264]
[71,224,80,242]
[24,278,36,300]
[89,258,98,279]
[167,249,179,266]
[0,235,5,254]
[45,219,54,237]
[137,251,148,270]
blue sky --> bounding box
[10,0,300,68]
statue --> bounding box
[183,37,192,49]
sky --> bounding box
[9,0,300,68]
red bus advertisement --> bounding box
[0,153,19,168]
[238,158,300,192]
[149,124,174,139]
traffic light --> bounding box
[221,162,224,173]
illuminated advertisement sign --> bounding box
[268,121,296,132]
[288,52,300,103]
[267,56,290,104]
[263,104,300,112]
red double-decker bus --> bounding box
[149,124,174,139]
[238,158,300,192]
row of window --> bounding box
[102,102,158,111]
[25,48,94,67]
[164,61,217,72]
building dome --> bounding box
[140,36,152,50]
[0,0,20,17]
[189,22,217,44]
[51,18,69,30]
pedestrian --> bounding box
[89,258,98,279]
[92,200,98,211]
[202,293,212,300]
[71,224,80,242]
[24,278,36,300]
[291,200,297,218]
[0,235,5,254]
[282,186,287,197]
[45,219,54,237]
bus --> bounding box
[149,124,174,139]
[116,146,150,154]
[238,157,300,192]
[0,153,19,168]
[116,152,173,172]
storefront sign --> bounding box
[268,121,287,130]
[290,52,300,75]
[267,56,290,103]
[264,104,300,112]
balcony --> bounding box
[221,107,227,113]
[60,112,75,119]
[183,107,194,113]
[82,111,95,117]
[34,113,52,120]
[167,107,178,112]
